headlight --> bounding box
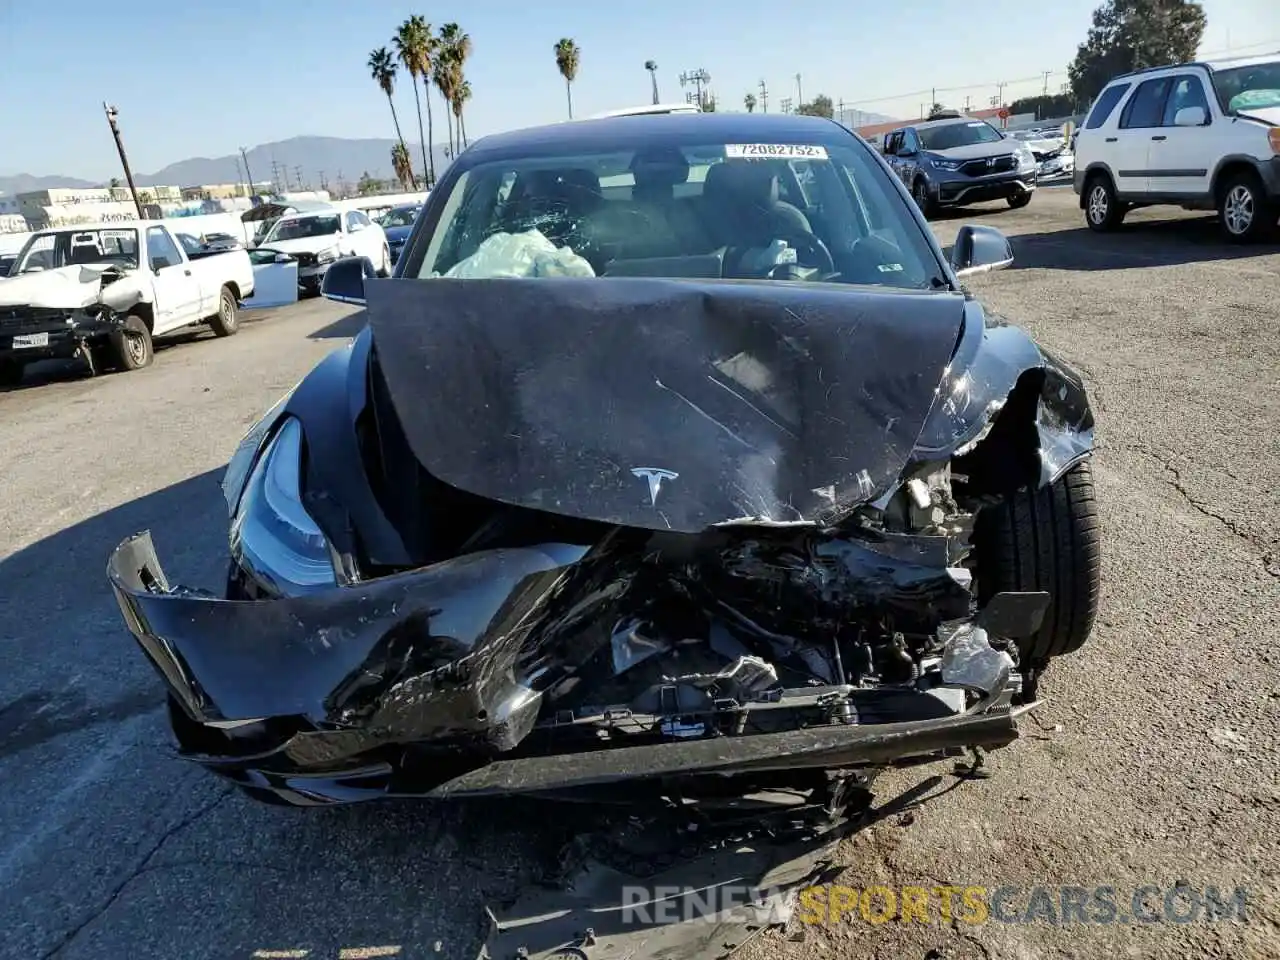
[1016,146,1036,169]
[316,245,339,264]
[221,390,294,514]
[229,416,337,596]
[927,154,961,171]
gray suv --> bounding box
[882,116,1039,218]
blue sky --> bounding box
[0,0,1274,179]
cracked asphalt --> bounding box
[1,188,1277,960]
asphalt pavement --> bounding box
[1,188,1277,960]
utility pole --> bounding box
[295,166,304,191]
[239,146,255,196]
[1042,70,1051,96]
[679,68,710,108]
[102,103,145,220]
[645,60,660,105]
[780,97,793,114]
[795,73,803,106]
[931,87,936,108]
[964,94,972,112]
[996,81,1007,108]
[758,79,768,113]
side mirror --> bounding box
[349,221,366,233]
[152,256,172,272]
[1174,105,1207,127]
[321,255,377,306]
[951,224,1014,278]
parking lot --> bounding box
[2,186,1277,960]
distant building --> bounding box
[181,182,272,201]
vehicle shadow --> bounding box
[308,308,368,340]
[1007,216,1278,271]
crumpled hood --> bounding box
[366,277,966,533]
[259,235,342,256]
[0,263,144,311]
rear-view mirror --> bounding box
[1174,105,1208,127]
[321,255,377,306]
[951,224,1014,278]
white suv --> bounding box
[1073,52,1280,242]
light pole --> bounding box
[103,103,144,220]
[795,73,803,107]
[645,60,660,104]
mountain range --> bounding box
[0,136,456,197]
[0,112,901,197]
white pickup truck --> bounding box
[0,220,256,386]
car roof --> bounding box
[464,112,849,161]
[34,221,154,234]
[908,116,995,132]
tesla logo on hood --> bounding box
[631,467,678,506]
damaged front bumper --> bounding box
[109,531,1040,806]
[0,306,120,364]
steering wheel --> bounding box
[785,232,836,274]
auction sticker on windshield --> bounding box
[725,144,829,159]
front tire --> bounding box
[973,460,1101,669]
[1084,174,1125,232]
[1218,169,1274,244]
[208,285,240,337]
[0,358,24,387]
[1007,188,1032,209]
[378,244,391,277]
[108,314,154,371]
[912,178,938,219]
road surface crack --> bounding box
[39,785,234,959]
[1137,446,1279,580]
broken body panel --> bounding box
[0,263,148,367]
[108,277,1092,804]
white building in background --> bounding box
[0,193,25,234]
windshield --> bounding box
[415,136,942,290]
[919,121,1006,151]
[379,206,421,227]
[16,227,140,273]
[1213,60,1280,113]
[264,215,340,241]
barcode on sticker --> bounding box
[725,144,830,160]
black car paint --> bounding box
[367,277,968,533]
[107,113,1095,805]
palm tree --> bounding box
[439,23,471,154]
[390,142,414,190]
[368,47,414,188]
[394,16,436,185]
[744,92,757,113]
[433,58,456,159]
[554,38,580,119]
[453,80,472,149]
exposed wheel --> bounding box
[912,178,938,219]
[1007,188,1032,209]
[1084,174,1125,232]
[108,314,154,371]
[1218,169,1274,243]
[208,285,240,337]
[973,460,1101,668]
[378,244,391,277]
[0,357,24,387]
